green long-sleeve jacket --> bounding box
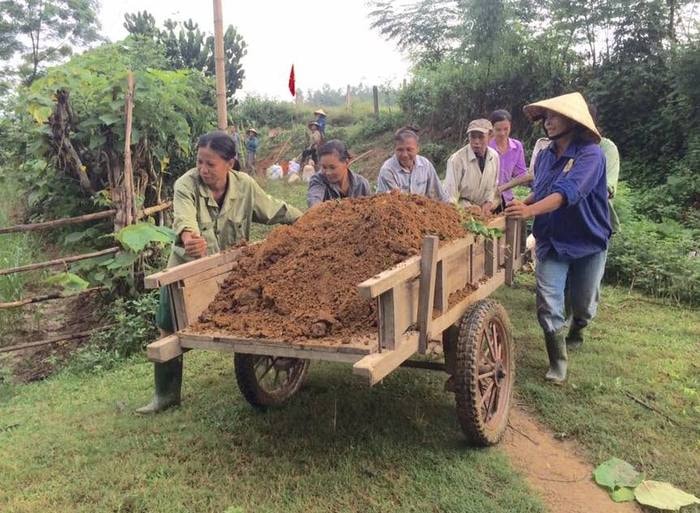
[599,137,620,233]
[168,168,302,266]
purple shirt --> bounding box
[488,137,527,204]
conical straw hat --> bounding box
[523,92,600,143]
[313,109,327,116]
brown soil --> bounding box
[503,405,642,513]
[194,193,469,340]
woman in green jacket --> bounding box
[137,131,302,413]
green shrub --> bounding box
[237,96,295,128]
[605,185,700,304]
[67,291,160,373]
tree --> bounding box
[368,0,462,65]
[0,0,102,84]
[124,12,248,99]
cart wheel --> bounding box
[453,299,514,446]
[234,354,310,410]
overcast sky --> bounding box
[99,0,411,100]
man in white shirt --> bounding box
[444,119,500,215]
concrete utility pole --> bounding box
[213,0,227,129]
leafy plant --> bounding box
[66,291,160,373]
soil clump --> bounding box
[195,193,470,341]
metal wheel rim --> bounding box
[252,356,306,396]
[476,317,511,426]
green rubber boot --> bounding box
[566,323,585,349]
[544,329,568,384]
[135,356,183,414]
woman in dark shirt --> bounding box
[306,140,371,207]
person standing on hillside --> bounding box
[505,92,611,385]
[314,109,327,137]
[443,118,500,215]
[245,128,259,175]
[307,140,371,207]
[488,110,528,207]
[136,131,302,414]
[301,121,323,168]
[377,126,449,202]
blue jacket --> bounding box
[533,139,611,261]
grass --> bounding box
[494,274,700,494]
[0,354,543,513]
[0,175,48,339]
[2,178,699,511]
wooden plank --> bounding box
[146,335,182,362]
[183,275,225,322]
[357,236,477,300]
[391,277,420,339]
[484,239,496,278]
[472,242,486,284]
[170,282,190,331]
[352,332,419,386]
[182,260,239,286]
[377,289,397,350]
[179,330,376,356]
[431,270,506,335]
[442,247,469,296]
[417,236,439,353]
[505,219,517,286]
[144,246,249,288]
[434,260,448,314]
[358,255,421,299]
[178,332,367,363]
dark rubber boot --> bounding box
[135,356,183,414]
[544,329,568,384]
[566,324,585,349]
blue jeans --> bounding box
[535,250,607,334]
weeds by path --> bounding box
[495,274,700,494]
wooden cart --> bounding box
[144,217,528,446]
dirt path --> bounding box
[502,405,642,513]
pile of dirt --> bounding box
[194,193,469,341]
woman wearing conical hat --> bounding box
[505,92,612,385]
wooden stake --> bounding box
[0,287,106,309]
[0,247,119,276]
[417,235,439,354]
[123,72,137,225]
[213,0,227,129]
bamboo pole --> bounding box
[0,210,117,234]
[0,287,106,309]
[0,325,116,354]
[0,202,171,235]
[138,201,172,218]
[348,149,374,166]
[123,72,137,225]
[0,247,119,277]
[213,0,227,129]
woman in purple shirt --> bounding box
[488,110,528,207]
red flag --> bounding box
[288,64,295,97]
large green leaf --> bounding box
[593,458,644,491]
[634,481,700,511]
[114,222,176,253]
[103,251,138,270]
[44,272,90,292]
[611,487,636,503]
